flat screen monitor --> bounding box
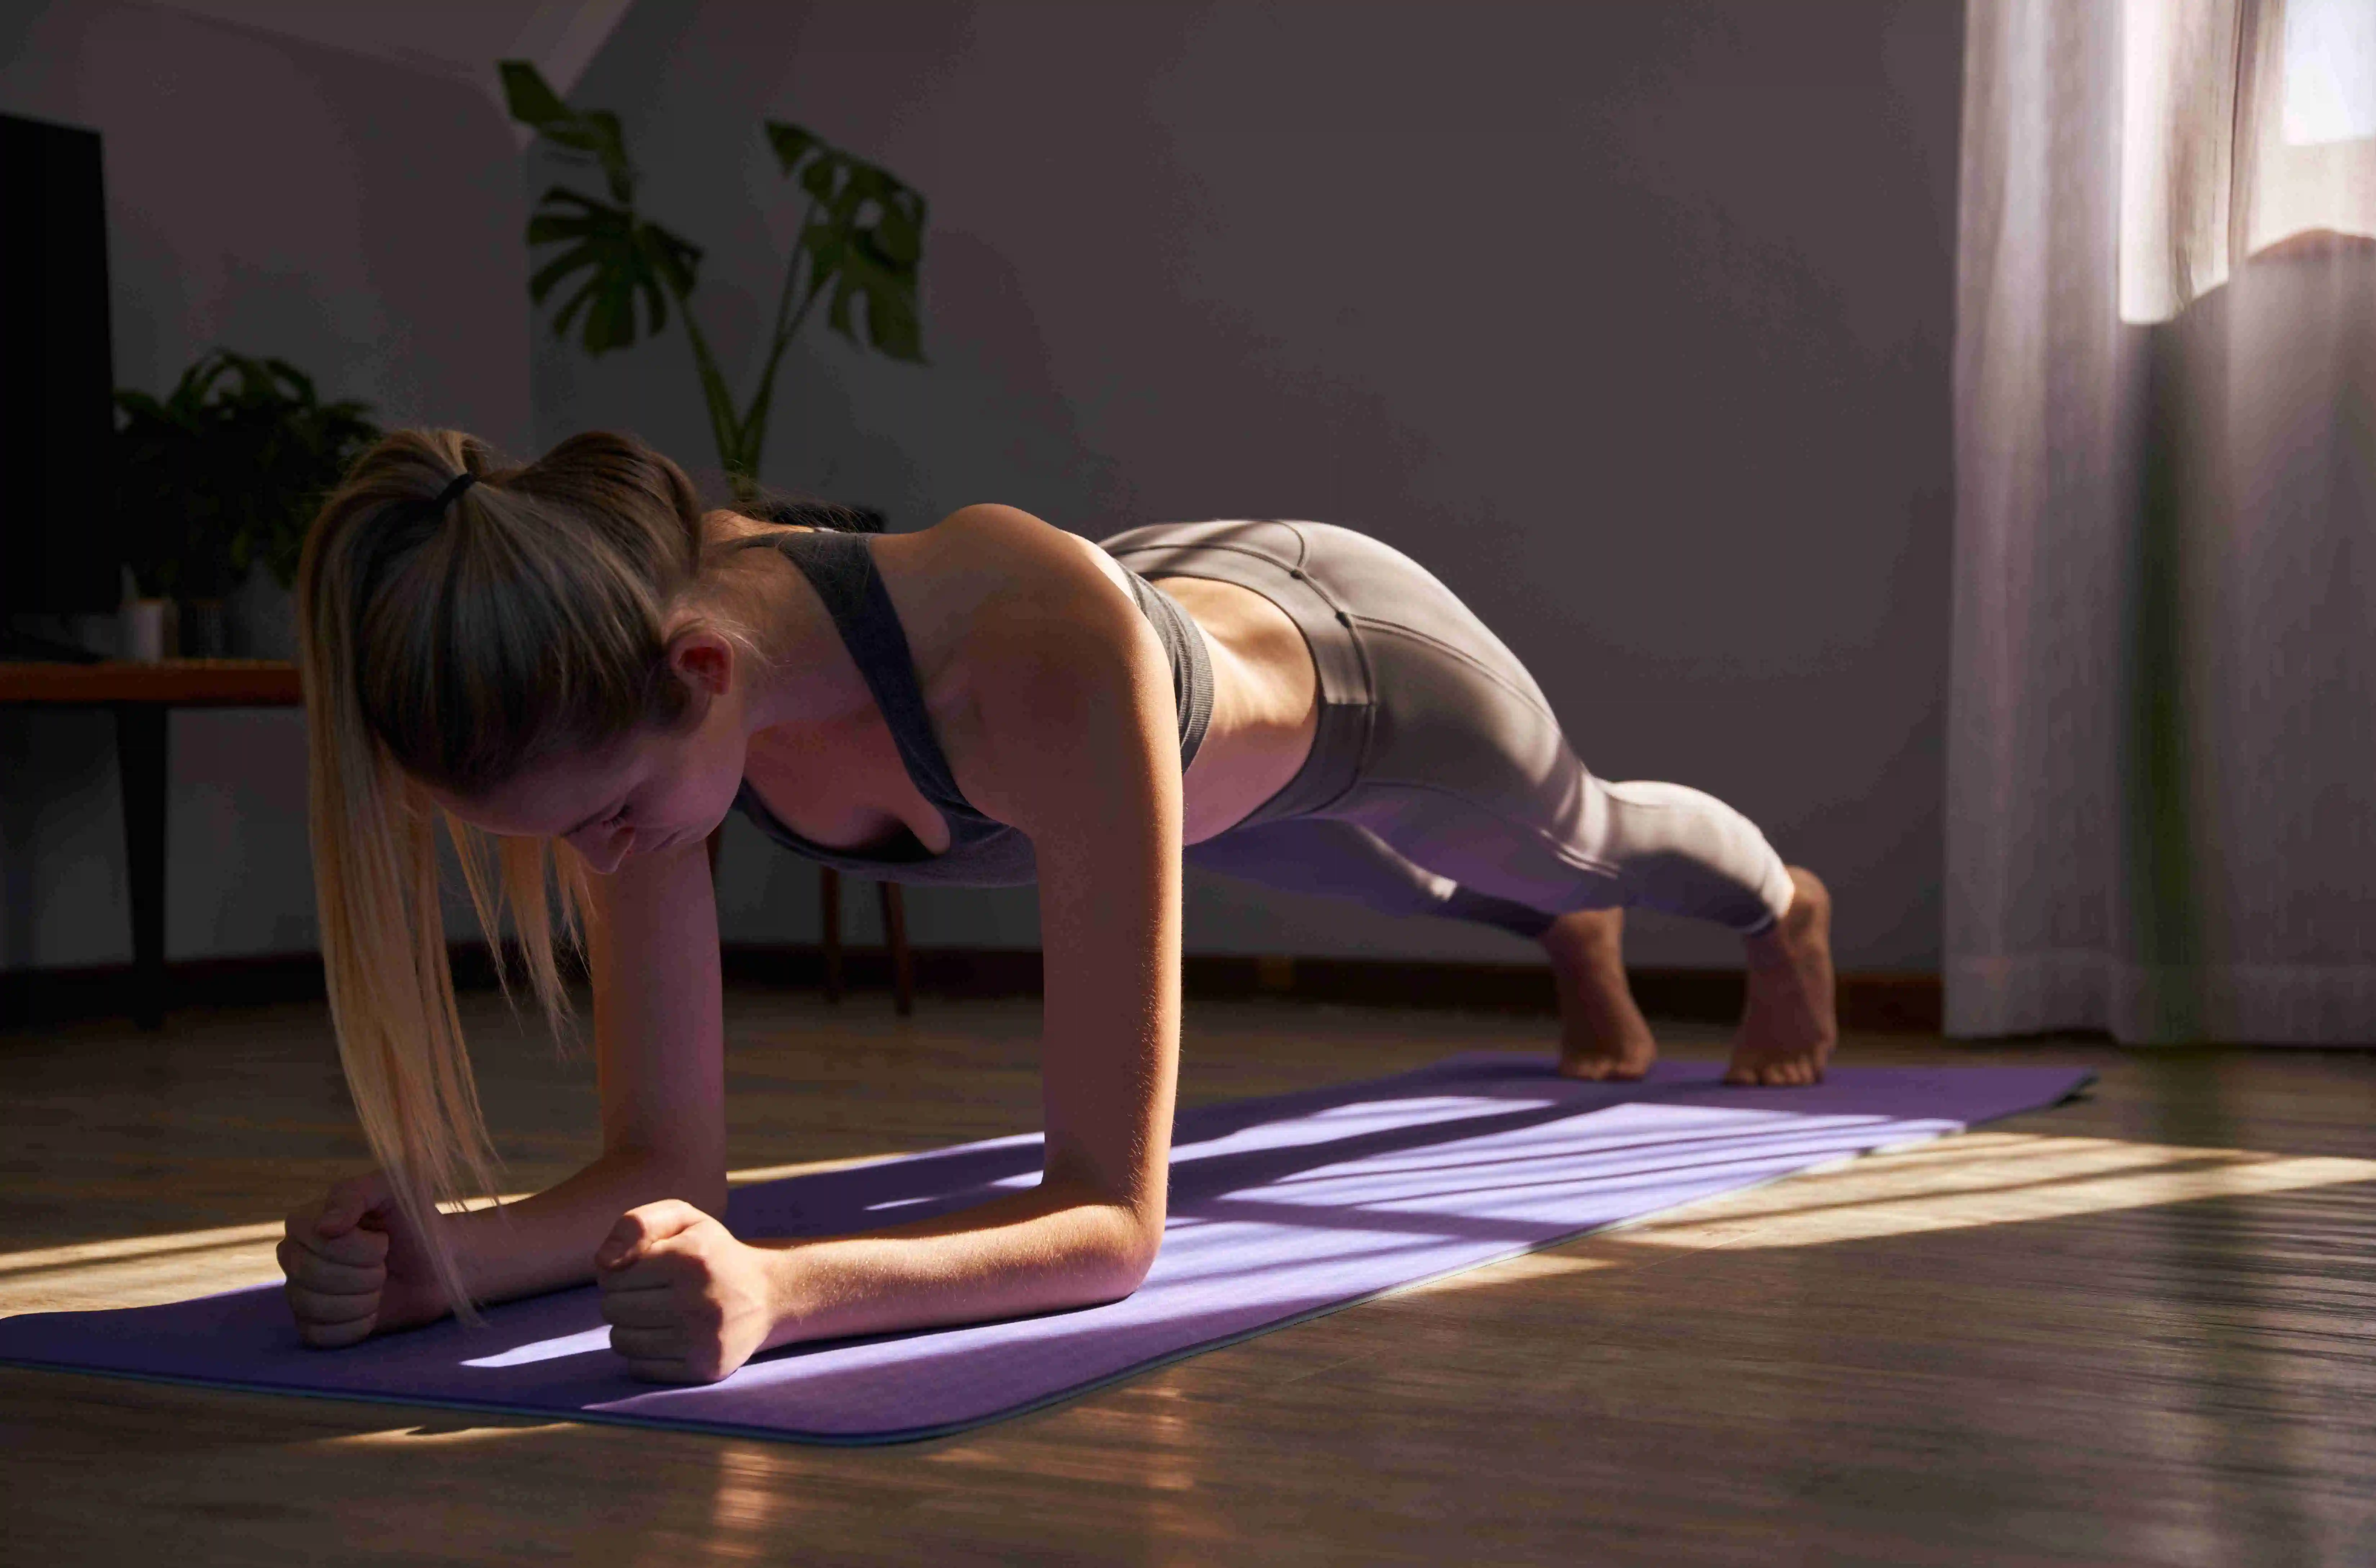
[0,111,118,617]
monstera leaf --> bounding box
[767,123,927,363]
[498,60,635,204]
[524,188,703,356]
[502,62,703,358]
[500,59,928,493]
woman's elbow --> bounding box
[1057,1192,1163,1300]
[1100,1203,1165,1296]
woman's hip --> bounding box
[1100,518,1574,828]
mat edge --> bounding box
[0,1065,2095,1446]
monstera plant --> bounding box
[499,61,927,501]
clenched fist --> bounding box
[278,1171,449,1347]
[596,1200,780,1384]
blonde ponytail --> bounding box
[295,427,745,1321]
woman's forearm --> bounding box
[448,1146,728,1308]
[755,1180,1160,1348]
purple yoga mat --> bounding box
[0,1054,2088,1444]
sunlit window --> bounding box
[2117,0,2238,323]
[2282,0,2376,145]
[2119,0,2376,324]
[2246,0,2376,257]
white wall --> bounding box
[553,0,1964,969]
[0,0,530,970]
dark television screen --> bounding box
[0,111,117,615]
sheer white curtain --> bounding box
[1950,0,2376,1044]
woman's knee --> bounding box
[1590,780,1792,934]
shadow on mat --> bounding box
[725,1055,1976,1243]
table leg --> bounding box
[879,882,913,1017]
[113,703,168,1031]
[821,866,843,1003]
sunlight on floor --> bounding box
[310,1422,576,1449]
[4,1133,2370,1320]
[1391,1251,1614,1297]
[1336,1132,2376,1299]
[1612,1131,2376,1251]
[0,1151,915,1315]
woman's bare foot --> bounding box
[1544,907,1659,1080]
[1727,866,1837,1086]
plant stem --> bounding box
[739,271,826,493]
[671,296,751,495]
[670,212,827,506]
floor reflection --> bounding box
[2146,1051,2318,1566]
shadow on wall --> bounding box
[803,227,1131,526]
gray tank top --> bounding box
[730,527,1215,885]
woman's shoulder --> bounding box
[890,508,1171,833]
[890,505,1135,621]
[910,503,1064,564]
[876,507,1147,741]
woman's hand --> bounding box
[595,1200,781,1384]
[277,1171,449,1348]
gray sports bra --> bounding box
[729,527,1215,886]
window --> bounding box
[2118,0,2376,324]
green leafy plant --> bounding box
[114,349,381,597]
[499,61,927,502]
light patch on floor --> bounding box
[1607,1131,2376,1251]
[0,1154,921,1314]
[309,1422,575,1449]
[722,1150,921,1186]
[1390,1250,1615,1297]
[4,1133,2371,1318]
[0,1219,288,1275]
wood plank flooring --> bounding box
[3,988,2373,1566]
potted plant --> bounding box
[114,349,381,657]
[498,60,926,503]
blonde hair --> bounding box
[295,427,775,1320]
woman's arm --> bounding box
[282,826,729,1343]
[450,825,732,1297]
[595,504,1183,1382]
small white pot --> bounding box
[120,598,177,662]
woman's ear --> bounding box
[666,628,735,699]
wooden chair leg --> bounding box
[879,881,913,1016]
[113,702,169,1032]
[821,865,843,1003]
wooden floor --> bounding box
[3,986,2373,1567]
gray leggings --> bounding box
[1097,519,1795,941]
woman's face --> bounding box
[426,634,749,875]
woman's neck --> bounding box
[727,524,873,742]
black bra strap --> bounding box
[761,525,1212,803]
[767,529,968,811]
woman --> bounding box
[278,428,1836,1384]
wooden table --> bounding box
[0,659,303,1029]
